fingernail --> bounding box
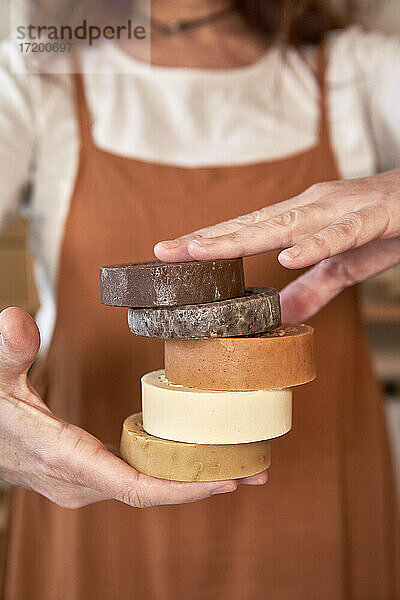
[211,483,237,495]
[189,238,213,248]
[155,240,180,251]
[281,245,302,260]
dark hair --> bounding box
[237,1,347,45]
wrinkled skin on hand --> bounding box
[0,308,267,509]
[155,169,400,322]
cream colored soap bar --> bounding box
[165,324,316,391]
[142,370,292,444]
[121,413,271,481]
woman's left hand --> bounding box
[154,169,400,322]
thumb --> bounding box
[280,238,400,322]
[0,307,40,388]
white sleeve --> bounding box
[0,40,35,227]
[332,26,400,172]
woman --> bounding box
[0,1,399,598]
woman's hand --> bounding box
[0,308,266,509]
[154,169,400,322]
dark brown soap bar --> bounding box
[100,259,245,308]
[127,287,281,339]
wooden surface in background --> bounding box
[0,217,40,315]
[0,216,39,553]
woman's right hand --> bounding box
[0,307,266,509]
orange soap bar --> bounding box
[165,324,316,391]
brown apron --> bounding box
[2,47,399,600]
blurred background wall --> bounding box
[0,0,10,39]
[352,0,400,33]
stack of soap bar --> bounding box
[100,258,316,482]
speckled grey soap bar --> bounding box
[127,287,281,339]
[100,259,245,308]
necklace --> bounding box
[146,4,235,37]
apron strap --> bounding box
[73,70,95,149]
[316,42,331,147]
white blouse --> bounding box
[1,25,400,350]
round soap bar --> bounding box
[141,370,292,444]
[121,413,271,482]
[100,258,245,307]
[165,324,316,390]
[128,287,281,339]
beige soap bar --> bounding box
[165,324,316,391]
[121,413,271,482]
[142,370,292,444]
